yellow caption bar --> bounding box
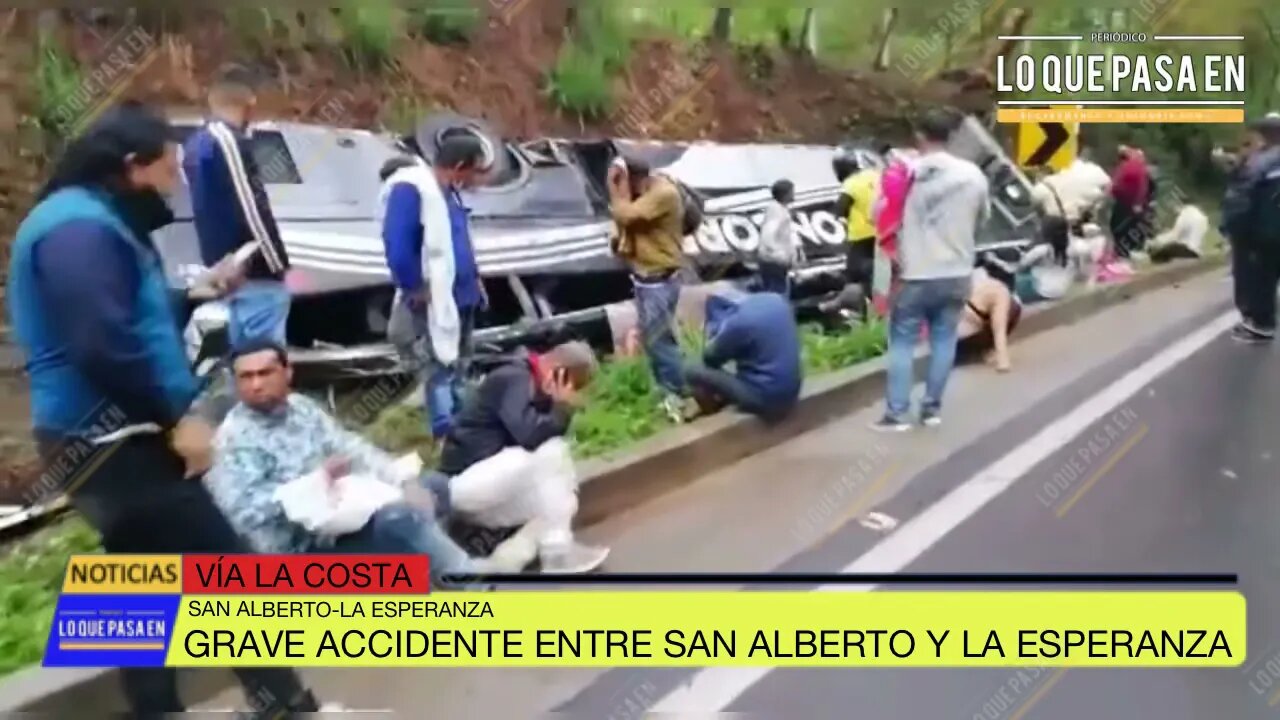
[998,108,1244,124]
[166,591,1244,668]
[63,555,182,594]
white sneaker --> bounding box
[540,543,611,574]
[662,395,687,423]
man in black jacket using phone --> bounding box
[434,341,610,574]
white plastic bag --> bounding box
[274,470,403,538]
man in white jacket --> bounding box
[380,137,490,440]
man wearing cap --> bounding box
[1221,115,1280,343]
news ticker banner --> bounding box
[46,555,1246,669]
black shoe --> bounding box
[920,409,942,427]
[1232,323,1274,344]
[870,415,913,433]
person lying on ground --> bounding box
[1148,204,1208,263]
[204,340,506,586]
[434,341,610,574]
[983,224,1073,304]
[684,289,803,423]
[956,268,1021,373]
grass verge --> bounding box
[0,316,885,678]
[0,516,101,676]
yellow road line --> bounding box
[815,465,898,542]
[1008,668,1069,720]
[1055,423,1150,519]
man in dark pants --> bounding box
[1221,116,1280,344]
[684,289,802,422]
[9,103,320,718]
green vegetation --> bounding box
[333,0,403,73]
[407,1,480,46]
[0,516,101,676]
[33,29,81,137]
[546,0,634,119]
[547,40,614,119]
[363,318,888,462]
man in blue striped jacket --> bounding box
[183,64,292,349]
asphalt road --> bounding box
[725,313,1277,719]
[189,270,1267,718]
[559,277,1273,719]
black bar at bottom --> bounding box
[440,572,1239,586]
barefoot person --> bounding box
[957,268,1021,372]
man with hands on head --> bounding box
[433,341,611,574]
[607,155,695,424]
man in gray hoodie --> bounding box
[872,109,990,431]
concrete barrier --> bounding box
[574,256,1228,525]
[0,255,1226,713]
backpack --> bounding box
[672,178,706,236]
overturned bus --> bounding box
[162,113,1038,390]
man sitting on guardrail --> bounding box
[433,341,610,574]
[205,340,511,585]
[684,289,802,422]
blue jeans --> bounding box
[633,275,685,396]
[402,301,476,439]
[758,262,791,296]
[228,280,291,349]
[685,363,793,422]
[328,502,479,588]
[885,277,970,420]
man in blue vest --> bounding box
[183,64,293,348]
[9,101,323,717]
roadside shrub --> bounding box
[0,516,101,676]
[33,30,81,137]
[800,318,888,375]
[547,41,613,119]
[334,0,402,73]
[407,0,479,45]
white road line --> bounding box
[650,310,1236,713]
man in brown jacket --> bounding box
[608,157,691,421]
